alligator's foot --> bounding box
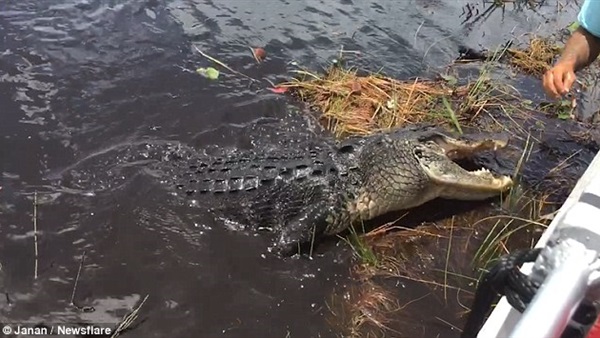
[271,203,330,257]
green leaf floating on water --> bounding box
[196,67,220,80]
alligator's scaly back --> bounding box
[153,139,358,242]
[165,146,339,195]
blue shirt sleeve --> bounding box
[579,0,600,38]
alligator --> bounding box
[152,124,514,256]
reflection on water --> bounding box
[0,0,587,337]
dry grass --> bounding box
[453,35,562,79]
[348,282,401,336]
[325,281,407,338]
[506,37,562,76]
[111,294,149,338]
[278,55,541,140]
[452,35,563,78]
[279,67,455,138]
[568,128,600,147]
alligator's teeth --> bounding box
[472,167,491,175]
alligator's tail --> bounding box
[44,139,198,195]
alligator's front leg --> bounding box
[272,201,333,257]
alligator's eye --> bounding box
[414,148,423,158]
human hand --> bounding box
[542,60,577,99]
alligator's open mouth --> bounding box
[417,132,514,200]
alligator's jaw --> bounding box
[426,133,508,160]
[420,134,513,200]
[424,161,513,201]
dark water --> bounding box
[0,0,592,337]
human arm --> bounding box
[542,1,600,98]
